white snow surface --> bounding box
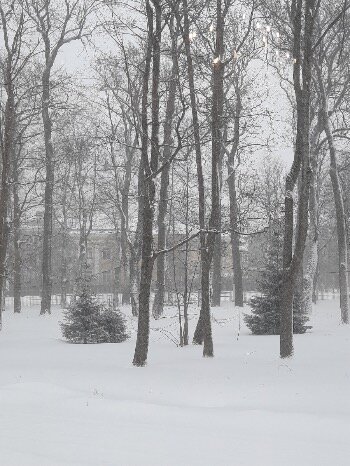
[0,301,349,466]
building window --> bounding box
[102,270,111,284]
[102,249,111,260]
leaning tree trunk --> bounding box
[152,21,177,318]
[40,69,54,315]
[317,66,349,324]
[133,0,161,366]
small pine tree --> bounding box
[97,307,130,343]
[245,225,310,335]
[60,288,129,344]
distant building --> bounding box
[7,217,342,300]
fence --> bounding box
[4,289,341,311]
[4,293,115,309]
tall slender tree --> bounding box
[153,17,179,318]
[133,0,162,366]
[0,2,31,326]
[26,0,97,314]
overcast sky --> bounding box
[57,9,295,170]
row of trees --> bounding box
[1,0,350,364]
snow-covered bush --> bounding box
[60,290,129,344]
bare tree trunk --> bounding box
[106,95,134,306]
[317,65,349,324]
[153,19,178,318]
[303,127,320,314]
[194,0,224,355]
[212,135,224,308]
[228,171,244,307]
[12,153,21,313]
[40,69,54,315]
[180,0,214,356]
[60,180,69,308]
[60,225,69,308]
[312,262,319,304]
[0,75,14,328]
[120,233,130,305]
[183,163,190,345]
[0,6,18,326]
[211,233,221,306]
[226,77,244,307]
[112,226,121,308]
[129,251,139,316]
[120,155,132,305]
[280,2,304,356]
[280,0,315,358]
[78,211,88,284]
[129,162,144,317]
[133,0,161,366]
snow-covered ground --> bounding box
[0,300,349,466]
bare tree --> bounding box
[278,0,316,358]
[26,0,97,314]
[178,0,214,355]
[133,0,161,366]
[0,1,31,325]
[316,64,349,323]
[152,16,179,319]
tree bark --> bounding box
[303,124,320,314]
[211,232,222,306]
[226,75,244,307]
[120,148,133,305]
[60,192,69,308]
[316,65,349,324]
[133,0,161,366]
[78,211,88,283]
[0,5,19,326]
[280,0,315,358]
[228,170,244,307]
[194,0,224,355]
[129,162,144,317]
[0,59,15,327]
[40,69,54,315]
[153,18,178,318]
[180,0,214,356]
[183,163,190,345]
[12,151,21,313]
